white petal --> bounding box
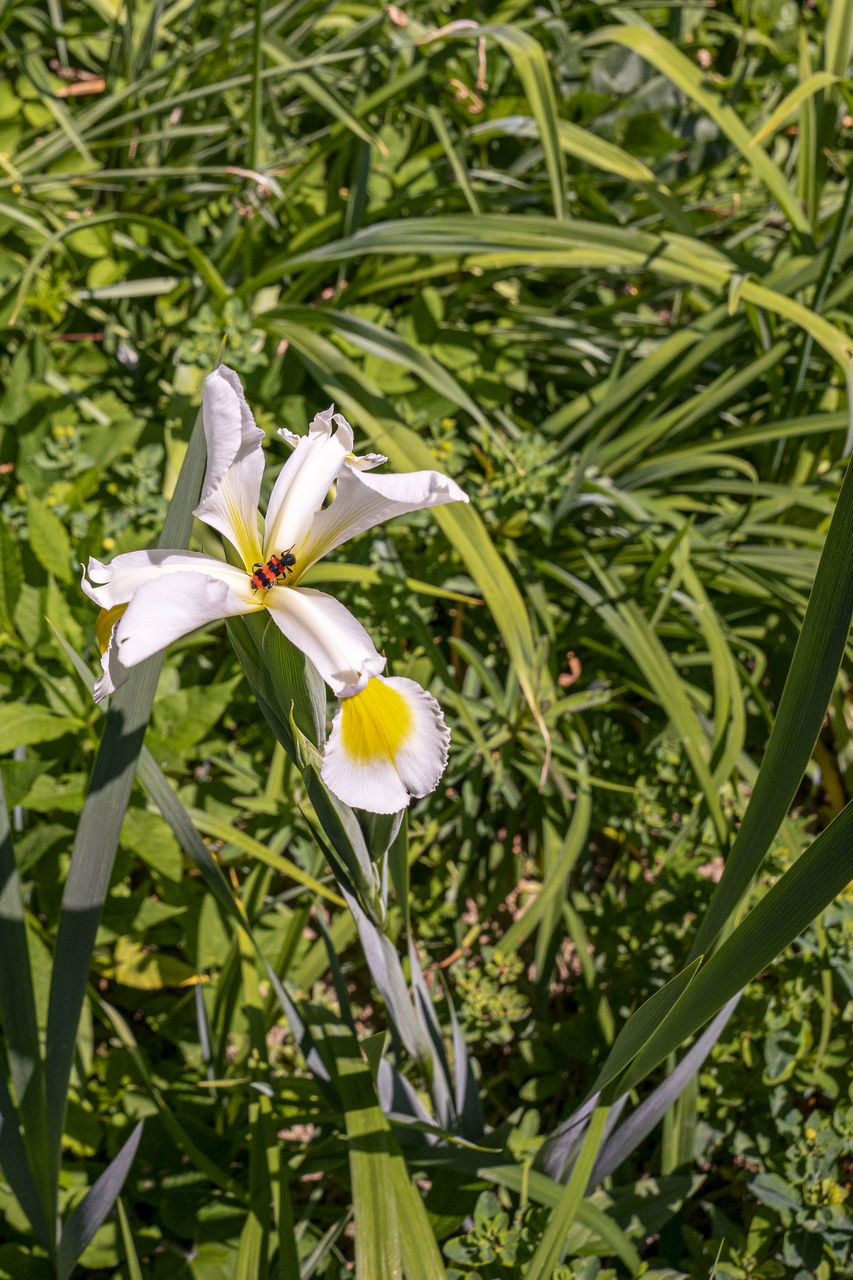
[194,366,265,565]
[83,550,257,611]
[346,451,387,471]
[280,410,385,470]
[110,570,259,672]
[93,612,129,703]
[298,465,468,569]
[321,676,450,813]
[264,410,353,565]
[265,585,385,696]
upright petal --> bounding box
[108,570,258,681]
[279,416,385,470]
[264,409,353,565]
[321,676,450,813]
[265,585,385,696]
[83,550,257,611]
[194,366,265,565]
[297,464,468,570]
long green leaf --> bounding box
[0,768,50,1223]
[749,70,839,146]
[691,453,853,957]
[524,1106,610,1279]
[248,216,853,371]
[616,795,853,1095]
[56,1123,143,1280]
[43,399,207,1197]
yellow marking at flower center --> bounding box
[339,678,414,764]
[96,603,128,655]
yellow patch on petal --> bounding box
[339,677,414,764]
[96,603,127,655]
[226,494,263,568]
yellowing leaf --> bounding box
[113,937,204,990]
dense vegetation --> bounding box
[1,0,853,1275]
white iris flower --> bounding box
[82,366,468,813]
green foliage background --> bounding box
[1,0,853,1276]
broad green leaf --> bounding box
[0,704,84,754]
[26,496,72,583]
[0,515,22,632]
[112,937,202,989]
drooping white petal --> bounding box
[297,464,469,570]
[346,450,387,471]
[109,570,259,677]
[321,676,450,813]
[83,550,257,611]
[194,366,265,565]
[264,409,353,564]
[265,585,385,696]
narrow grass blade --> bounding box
[422,23,567,218]
[499,758,592,954]
[825,0,853,75]
[749,70,838,146]
[56,1122,143,1280]
[11,211,229,323]
[96,997,245,1197]
[470,114,656,182]
[255,215,852,370]
[545,563,726,845]
[236,1095,272,1280]
[524,1105,610,1279]
[321,1009,446,1280]
[187,807,345,907]
[116,1197,143,1280]
[327,1020,403,1279]
[265,307,488,427]
[583,26,810,237]
[427,105,481,214]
